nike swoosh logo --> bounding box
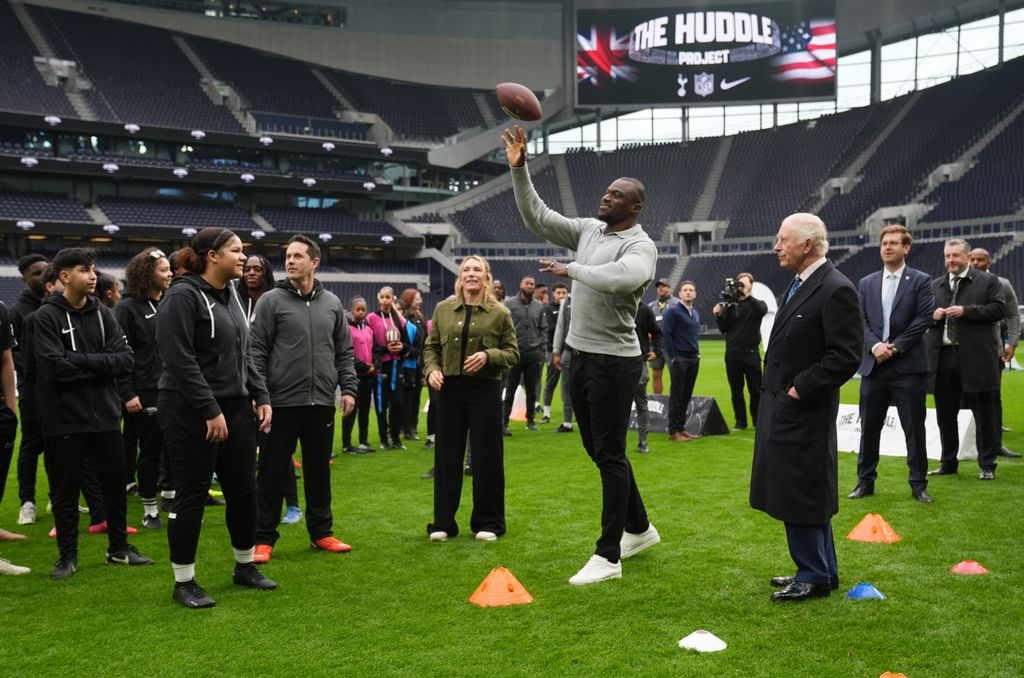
[720,77,751,90]
[145,313,157,319]
[61,328,74,334]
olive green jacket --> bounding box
[424,297,519,380]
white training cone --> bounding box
[678,629,727,652]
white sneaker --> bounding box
[17,501,36,525]
[475,531,497,542]
[0,557,31,575]
[429,531,448,542]
[569,555,622,586]
[620,524,660,559]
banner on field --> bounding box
[835,404,978,460]
[631,395,730,436]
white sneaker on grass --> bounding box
[475,531,497,542]
[429,531,448,542]
[569,555,621,586]
[0,557,31,575]
[18,501,36,525]
[620,524,660,559]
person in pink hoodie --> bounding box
[366,287,409,449]
[343,297,376,454]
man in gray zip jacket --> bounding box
[504,125,661,586]
[250,235,358,561]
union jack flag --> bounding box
[771,19,836,83]
[577,26,638,86]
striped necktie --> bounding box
[784,276,801,305]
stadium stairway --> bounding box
[84,205,109,226]
[473,92,498,129]
[691,136,733,221]
[808,91,922,216]
[173,35,254,134]
[551,154,578,218]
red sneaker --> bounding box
[253,544,273,563]
[311,536,351,553]
[87,521,139,535]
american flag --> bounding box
[771,19,836,83]
[577,26,638,86]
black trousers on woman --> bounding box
[123,391,163,500]
[375,360,404,446]
[428,376,505,537]
[159,392,257,565]
[342,375,374,448]
[256,405,336,546]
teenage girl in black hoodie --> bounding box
[156,227,274,609]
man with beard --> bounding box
[647,279,679,395]
[502,276,547,434]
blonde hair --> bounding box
[454,255,498,309]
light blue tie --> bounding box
[784,276,801,305]
[881,273,897,342]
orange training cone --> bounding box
[847,514,901,543]
[469,567,534,607]
[879,672,907,678]
[950,560,990,575]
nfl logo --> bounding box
[695,72,714,98]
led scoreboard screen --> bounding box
[576,1,837,107]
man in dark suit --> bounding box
[927,239,1006,480]
[750,213,863,602]
[849,225,936,503]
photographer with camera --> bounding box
[713,273,767,431]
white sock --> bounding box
[161,490,176,499]
[543,405,551,417]
[427,434,435,442]
[563,422,573,429]
[233,547,255,565]
[141,498,158,518]
[172,562,195,583]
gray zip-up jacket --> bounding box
[511,163,657,357]
[250,279,358,408]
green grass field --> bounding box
[2,340,1022,677]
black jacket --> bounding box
[715,296,768,351]
[157,273,270,420]
[116,293,164,404]
[32,294,134,436]
[10,289,42,391]
[634,301,662,357]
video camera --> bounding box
[719,278,741,305]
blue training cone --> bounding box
[847,582,886,600]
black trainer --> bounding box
[233,562,277,590]
[142,514,162,530]
[51,556,77,580]
[173,579,216,608]
[107,544,155,566]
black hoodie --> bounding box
[115,292,163,405]
[31,294,134,436]
[156,273,270,420]
[10,288,42,392]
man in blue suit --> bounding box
[849,225,936,504]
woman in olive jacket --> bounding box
[424,256,518,542]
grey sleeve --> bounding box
[552,298,568,354]
[511,164,585,251]
[1003,279,1020,345]
[567,240,658,297]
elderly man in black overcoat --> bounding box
[926,239,1006,480]
[750,213,863,602]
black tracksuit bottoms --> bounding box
[16,399,46,505]
[159,392,257,565]
[45,430,128,560]
[428,376,505,537]
[257,405,336,545]
[569,350,650,562]
[122,392,163,500]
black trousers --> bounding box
[426,385,437,436]
[123,393,163,499]
[257,405,336,545]
[569,350,649,562]
[542,352,561,407]
[725,349,762,428]
[428,376,505,537]
[16,399,46,505]
[343,375,374,447]
[668,355,700,434]
[45,430,128,560]
[934,348,999,472]
[503,356,542,426]
[784,521,837,585]
[0,405,18,506]
[159,392,257,565]
[402,368,423,435]
[375,360,404,445]
[857,366,928,490]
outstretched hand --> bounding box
[538,259,568,277]
[502,126,528,168]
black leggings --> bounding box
[342,375,374,447]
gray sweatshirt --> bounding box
[250,280,358,408]
[511,164,657,357]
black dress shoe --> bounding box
[771,581,831,601]
[978,469,995,480]
[912,488,933,504]
[997,447,1021,458]
[927,467,957,476]
[770,574,839,590]
[846,483,874,499]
